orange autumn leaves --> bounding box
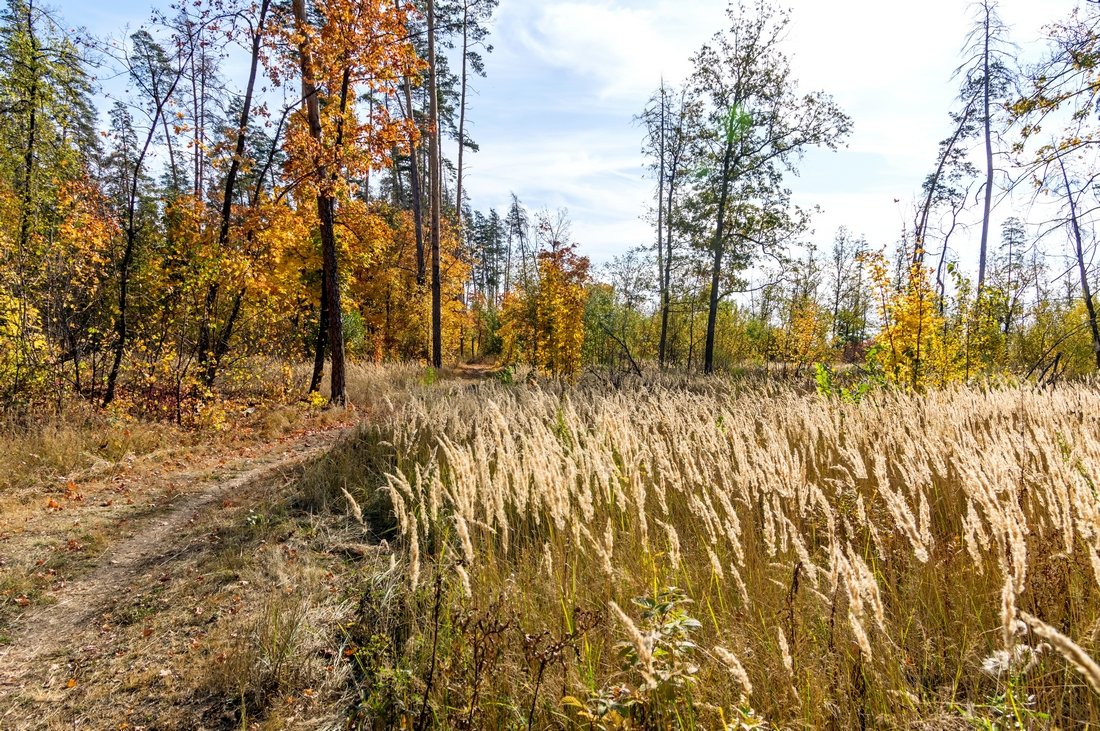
[277,0,421,202]
[167,0,459,367]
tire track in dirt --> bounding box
[0,425,347,710]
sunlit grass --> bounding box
[324,371,1100,728]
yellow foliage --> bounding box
[55,177,117,281]
[0,290,51,399]
[344,203,471,362]
[277,0,422,201]
[774,297,832,371]
[250,197,317,310]
[501,244,590,378]
[499,290,535,367]
[866,252,959,390]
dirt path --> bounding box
[452,362,501,380]
[0,423,348,722]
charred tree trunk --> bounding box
[309,274,328,394]
[403,75,427,287]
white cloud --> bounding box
[462,0,1083,267]
[507,0,719,102]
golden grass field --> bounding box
[328,369,1100,729]
[3,365,1100,729]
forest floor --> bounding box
[0,404,360,729]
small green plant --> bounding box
[495,365,515,385]
[717,704,769,730]
[345,633,415,729]
[552,407,572,446]
[565,588,704,728]
[1056,431,1098,499]
[813,362,834,397]
[814,362,877,403]
[957,648,1051,731]
[623,588,702,691]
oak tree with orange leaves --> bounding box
[279,0,421,403]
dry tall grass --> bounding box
[330,373,1100,728]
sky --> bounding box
[58,0,1083,268]
[455,0,1081,267]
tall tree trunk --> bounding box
[189,26,200,194]
[403,74,427,287]
[104,229,135,406]
[703,141,735,375]
[1004,229,1016,335]
[309,274,328,393]
[428,0,443,369]
[455,0,469,230]
[17,80,35,258]
[17,0,36,257]
[660,88,688,369]
[1058,155,1100,370]
[978,6,994,295]
[15,2,39,395]
[504,229,512,296]
[660,138,681,370]
[394,0,426,287]
[687,290,696,371]
[320,193,346,401]
[292,0,346,404]
[655,84,668,368]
